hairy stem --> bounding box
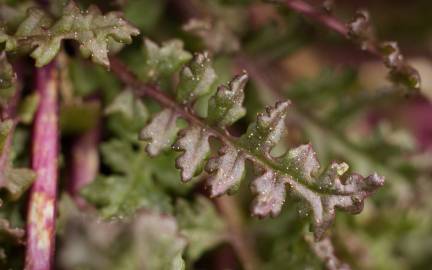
[25,61,59,270]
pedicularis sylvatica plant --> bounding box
[0,0,430,269]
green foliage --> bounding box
[137,39,192,82]
[0,1,139,67]
[59,199,187,270]
[0,121,34,203]
[81,139,173,218]
[1,0,428,269]
[175,196,226,261]
[0,53,15,106]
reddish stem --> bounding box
[25,62,59,270]
[281,0,382,55]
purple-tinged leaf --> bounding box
[173,126,211,181]
[251,171,287,218]
[206,144,246,197]
[140,108,180,156]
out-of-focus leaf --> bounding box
[183,18,240,53]
[60,101,101,135]
[123,0,164,32]
[0,121,35,203]
[105,90,148,141]
[17,92,39,124]
[81,140,172,218]
[59,203,186,270]
[305,235,351,270]
[0,53,16,107]
[136,39,192,82]
[175,196,226,261]
[68,58,121,99]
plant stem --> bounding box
[280,0,379,55]
[25,61,59,270]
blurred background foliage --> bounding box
[1,0,432,269]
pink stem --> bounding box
[25,62,59,270]
[68,115,100,208]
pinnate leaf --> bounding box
[2,1,139,67]
[139,44,384,239]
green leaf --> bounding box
[60,101,101,135]
[208,72,247,127]
[81,140,172,218]
[123,0,164,32]
[0,121,35,202]
[173,126,211,181]
[59,207,186,270]
[0,218,24,244]
[140,108,180,156]
[131,211,186,270]
[175,196,226,261]
[138,38,192,82]
[0,121,13,153]
[0,53,16,107]
[176,52,216,104]
[4,1,139,67]
[105,90,149,141]
[17,92,39,124]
